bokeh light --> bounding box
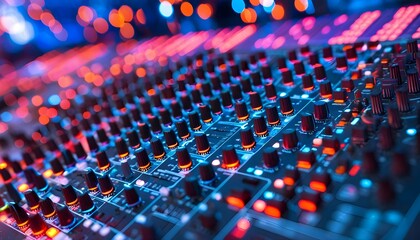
[197,4,213,20]
[232,0,246,14]
[241,8,257,23]
[159,1,174,18]
[93,18,109,34]
[181,2,194,17]
[271,4,285,20]
[295,0,309,12]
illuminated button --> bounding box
[264,200,286,218]
[297,151,316,169]
[46,227,60,238]
[222,147,240,169]
[298,191,321,212]
[310,171,331,192]
[226,189,251,209]
[322,137,340,156]
[365,77,375,89]
[335,158,349,175]
[283,167,300,186]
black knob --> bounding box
[75,142,88,160]
[170,101,183,119]
[181,94,193,112]
[23,189,40,211]
[407,69,420,93]
[0,167,12,183]
[159,109,172,126]
[57,205,75,228]
[96,151,111,171]
[29,214,47,236]
[116,138,130,159]
[176,120,190,140]
[10,203,29,230]
[314,65,326,81]
[322,46,333,60]
[120,114,133,129]
[345,46,357,61]
[313,101,329,121]
[309,53,319,65]
[34,173,49,192]
[282,129,299,150]
[78,191,95,213]
[407,40,418,53]
[235,102,249,121]
[40,197,56,219]
[378,124,394,150]
[199,162,216,183]
[210,77,222,91]
[188,111,202,131]
[277,57,287,70]
[320,80,332,99]
[62,149,76,167]
[261,65,272,79]
[300,112,315,133]
[388,104,402,129]
[265,104,280,126]
[294,61,305,75]
[148,116,162,134]
[98,174,115,196]
[370,88,384,115]
[351,125,368,144]
[127,131,141,149]
[376,178,395,204]
[138,122,152,142]
[222,146,240,169]
[195,133,211,155]
[288,49,297,61]
[251,72,262,87]
[121,159,133,179]
[336,56,348,70]
[249,92,263,111]
[264,83,277,100]
[281,69,294,86]
[50,158,64,176]
[184,175,202,199]
[279,95,294,115]
[389,63,403,85]
[124,185,141,207]
[221,90,233,108]
[362,147,379,175]
[135,148,151,171]
[176,148,193,171]
[240,79,252,93]
[209,97,222,115]
[240,127,256,150]
[262,147,280,168]
[61,184,78,206]
[253,115,268,137]
[302,74,314,91]
[164,129,179,149]
[391,148,410,177]
[22,152,35,166]
[199,207,217,230]
[151,138,166,160]
[84,168,98,192]
[109,121,121,136]
[199,105,213,123]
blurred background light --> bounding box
[159,1,174,18]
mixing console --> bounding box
[0,6,420,240]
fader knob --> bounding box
[407,69,420,93]
[176,148,193,171]
[151,138,166,160]
[164,129,179,149]
[370,89,384,115]
[265,104,280,126]
[98,174,115,196]
[39,197,56,219]
[376,178,395,204]
[313,101,329,121]
[29,214,47,237]
[84,168,98,192]
[362,147,379,175]
[184,175,202,199]
[389,63,403,85]
[378,124,394,150]
[253,116,268,137]
[391,148,410,177]
[395,86,410,112]
[61,185,78,207]
[235,102,249,121]
[388,104,403,129]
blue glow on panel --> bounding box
[159,1,174,18]
[406,128,417,136]
[264,191,274,199]
[360,179,372,188]
[263,2,275,13]
[232,0,245,14]
[48,95,61,105]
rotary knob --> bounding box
[98,174,115,196]
[164,129,179,149]
[61,185,78,207]
[57,205,75,228]
[253,116,268,137]
[282,129,299,150]
[78,191,95,213]
[313,101,329,121]
[240,127,256,150]
[262,147,280,168]
[222,146,240,169]
[300,112,315,133]
[195,133,211,155]
[150,138,166,160]
[135,148,151,171]
[235,102,249,121]
[279,95,294,115]
[176,148,193,171]
[265,104,280,126]
[199,162,216,183]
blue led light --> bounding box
[264,191,274,199]
[336,129,344,134]
[406,128,417,136]
[231,0,245,14]
[360,179,372,188]
[1,112,13,122]
[263,1,275,13]
[159,1,174,18]
[246,167,254,173]
[48,94,61,105]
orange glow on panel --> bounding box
[197,4,213,20]
[136,67,146,77]
[310,181,327,192]
[120,23,134,39]
[118,5,133,22]
[272,4,285,20]
[264,206,281,218]
[181,2,194,17]
[297,161,312,169]
[298,200,317,212]
[322,147,336,156]
[227,196,245,208]
[283,177,295,186]
[78,6,94,23]
[32,95,43,106]
[93,18,109,34]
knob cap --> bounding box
[148,116,162,134]
[300,112,315,133]
[57,205,75,228]
[62,185,78,206]
[199,162,216,183]
[159,109,172,126]
[221,91,233,108]
[199,105,213,123]
[370,88,384,115]
[253,115,268,137]
[281,69,294,86]
[176,148,193,171]
[116,138,130,159]
[294,61,305,75]
[86,136,99,154]
[322,46,333,60]
[98,174,115,196]
[188,111,202,131]
[164,129,179,149]
[320,80,332,99]
[176,120,190,140]
[235,102,249,121]
[50,158,64,176]
[75,142,88,160]
[302,74,314,91]
[240,127,256,150]
[121,159,133,179]
[195,133,211,154]
[123,186,141,207]
[199,207,218,230]
[249,92,263,111]
[407,69,420,93]
[222,146,240,169]
[150,138,166,160]
[135,148,151,171]
[84,168,98,192]
[265,104,280,126]
[96,151,111,171]
[313,101,329,121]
[209,97,222,115]
[23,189,40,211]
[62,149,76,167]
[29,214,47,236]
[262,147,280,168]
[279,95,294,115]
[282,129,299,150]
[170,101,182,119]
[10,203,29,230]
[388,104,403,129]
[314,64,326,81]
[264,83,277,100]
[138,122,152,142]
[40,197,56,219]
[127,131,141,149]
[78,191,95,213]
[184,175,202,199]
[336,56,348,70]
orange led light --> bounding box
[43,169,53,178]
[0,163,7,169]
[99,163,110,171]
[179,161,192,170]
[17,219,29,227]
[54,170,64,176]
[154,152,166,160]
[167,143,179,149]
[252,106,262,111]
[297,161,312,169]
[268,119,280,125]
[46,228,60,238]
[253,200,266,212]
[321,94,332,99]
[32,226,47,236]
[365,83,374,89]
[198,147,211,154]
[238,115,249,121]
[203,118,213,123]
[180,133,191,140]
[139,162,151,171]
[310,181,327,192]
[119,152,129,158]
[323,147,337,156]
[304,86,314,91]
[335,165,347,174]
[349,165,360,176]
[193,126,202,131]
[29,204,40,211]
[224,160,240,169]
[88,186,98,191]
[18,184,29,192]
[66,199,78,206]
[237,218,250,230]
[334,99,345,104]
[282,109,294,115]
[298,200,317,212]
[242,142,256,150]
[101,187,114,196]
[283,177,295,186]
[227,196,245,208]
[256,129,268,136]
[264,206,281,218]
